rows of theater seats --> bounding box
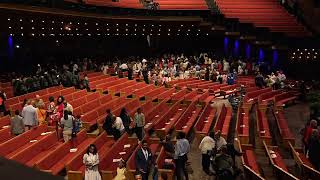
[234,78,320,179]
[65,0,208,10]
[214,0,310,37]
[1,71,257,180]
[154,0,208,10]
[2,72,315,179]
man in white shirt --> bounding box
[215,130,227,151]
[199,132,215,175]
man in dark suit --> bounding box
[135,140,156,180]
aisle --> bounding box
[187,99,228,180]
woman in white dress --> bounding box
[83,144,101,180]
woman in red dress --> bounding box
[56,96,65,120]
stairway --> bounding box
[213,0,311,37]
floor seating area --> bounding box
[256,109,272,145]
[236,108,249,144]
[220,84,238,98]
[288,142,320,179]
[273,110,295,147]
[174,100,203,135]
[258,90,283,113]
[1,71,311,179]
[214,0,310,37]
[36,130,96,175]
[214,103,232,139]
[274,92,297,110]
[263,141,299,180]
[156,146,174,180]
[242,87,272,112]
[66,132,115,180]
[235,140,265,180]
[195,101,216,140]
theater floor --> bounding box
[186,100,309,180]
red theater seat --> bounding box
[36,130,95,175]
[0,125,50,157]
[67,132,115,179]
[195,103,216,136]
[214,104,232,138]
[175,101,202,134]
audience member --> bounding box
[199,131,215,175]
[0,90,6,116]
[103,109,114,135]
[214,130,227,151]
[120,108,132,134]
[113,115,125,140]
[135,140,155,180]
[161,135,175,158]
[63,99,74,114]
[213,145,234,179]
[21,99,38,131]
[60,111,73,142]
[11,110,24,136]
[113,159,128,180]
[303,119,318,153]
[307,129,320,170]
[37,101,47,125]
[56,96,65,119]
[134,108,145,141]
[174,132,190,180]
[47,96,55,116]
[83,144,101,180]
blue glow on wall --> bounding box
[245,44,251,59]
[8,35,14,59]
[273,50,278,67]
[234,40,239,57]
[258,48,264,63]
[224,37,228,54]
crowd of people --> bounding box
[2,52,316,180]
[9,94,81,143]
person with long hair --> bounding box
[83,144,101,180]
[56,96,65,120]
[60,111,73,142]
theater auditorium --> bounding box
[0,0,319,180]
